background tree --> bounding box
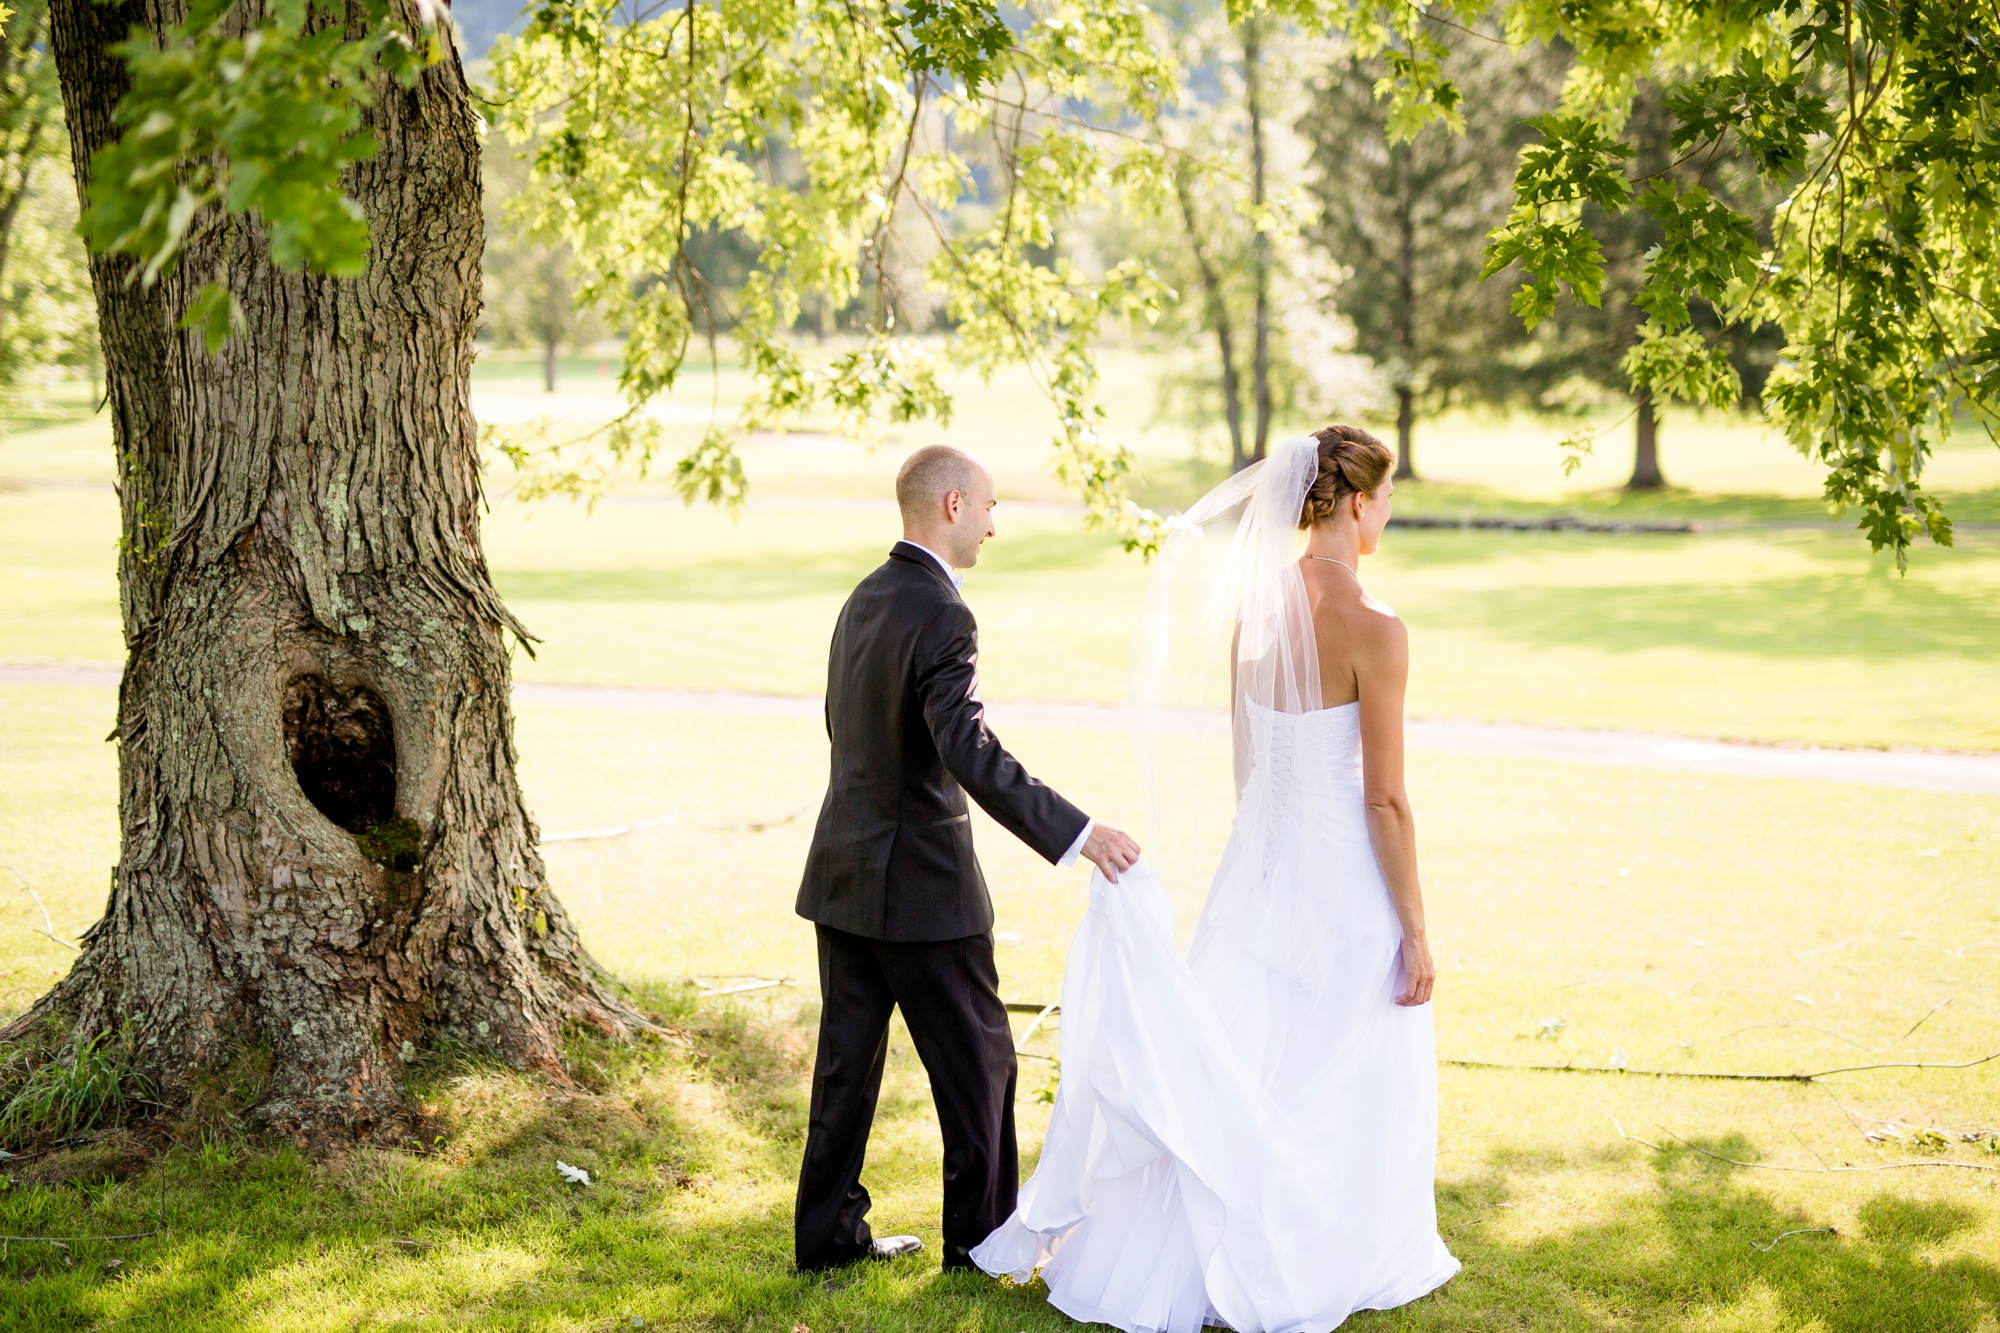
[1518,82,1784,490]
[1125,5,1361,473]
[1430,0,1997,551]
[0,0,96,409]
[479,130,603,392]
[485,0,1179,525]
[1303,27,1563,480]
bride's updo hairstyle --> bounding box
[1298,425,1394,529]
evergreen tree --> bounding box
[1303,30,1563,480]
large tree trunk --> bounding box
[14,0,645,1146]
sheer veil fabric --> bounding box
[970,437,1460,1332]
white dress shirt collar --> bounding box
[904,540,965,591]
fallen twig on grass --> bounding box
[1446,1048,2000,1083]
[2,864,79,950]
[1660,1127,2000,1174]
[1752,1227,1838,1252]
[1604,1113,2000,1174]
[1789,1051,2000,1078]
[1820,1087,1878,1139]
[693,977,798,999]
[0,1228,157,1261]
[1901,997,1953,1040]
[1014,1002,1059,1055]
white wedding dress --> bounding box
[971,438,1459,1332]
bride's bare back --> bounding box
[1289,425,1432,1009]
[1301,556,1403,709]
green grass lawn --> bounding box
[3,363,2000,1330]
[9,482,2000,750]
[4,685,1999,1330]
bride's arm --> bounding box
[1355,612,1436,1007]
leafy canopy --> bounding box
[481,0,1180,544]
[76,0,439,350]
[1443,0,1995,566]
[70,0,2000,567]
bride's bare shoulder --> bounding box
[1357,592,1403,630]
[1350,595,1407,660]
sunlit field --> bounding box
[2,357,1998,1329]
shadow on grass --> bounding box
[10,1015,1998,1333]
[1367,1135,2000,1333]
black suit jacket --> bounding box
[797,542,1089,942]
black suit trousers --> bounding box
[794,924,1018,1272]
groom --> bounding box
[793,444,1140,1273]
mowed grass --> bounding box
[9,483,2000,749]
[3,684,1999,1330]
[3,362,2000,1329]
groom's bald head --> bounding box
[897,445,997,569]
[896,445,979,522]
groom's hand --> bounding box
[1081,824,1140,882]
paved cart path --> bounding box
[10,663,1999,797]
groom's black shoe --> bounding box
[869,1235,924,1261]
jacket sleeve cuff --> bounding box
[1056,818,1094,868]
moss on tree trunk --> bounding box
[7,0,646,1146]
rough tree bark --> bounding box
[7,0,646,1144]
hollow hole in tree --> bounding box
[283,673,398,836]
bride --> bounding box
[970,427,1460,1332]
